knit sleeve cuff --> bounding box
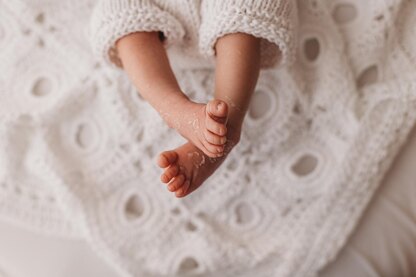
[199,0,298,68]
[89,0,185,69]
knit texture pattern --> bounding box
[1,0,416,276]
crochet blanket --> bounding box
[1,0,416,276]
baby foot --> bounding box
[162,99,228,158]
[157,135,238,198]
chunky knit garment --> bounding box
[89,0,298,69]
[1,0,416,277]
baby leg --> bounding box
[116,32,228,158]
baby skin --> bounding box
[116,31,263,198]
[160,97,229,158]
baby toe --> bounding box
[204,129,227,145]
[207,99,228,121]
[205,115,227,136]
[161,165,179,183]
[176,180,190,198]
[202,140,224,157]
[168,174,185,192]
[157,150,178,168]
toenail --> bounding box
[216,102,223,111]
[221,137,227,144]
[168,184,175,191]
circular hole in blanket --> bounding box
[75,123,95,149]
[357,65,378,88]
[171,207,181,215]
[32,77,52,97]
[226,158,238,171]
[37,38,45,48]
[249,89,273,119]
[35,12,45,24]
[185,220,197,232]
[304,38,320,62]
[291,154,318,177]
[332,3,357,24]
[235,202,254,225]
[178,257,199,273]
[133,160,143,172]
[136,129,144,142]
[124,194,144,220]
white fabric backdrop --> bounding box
[1,101,415,277]
[1,0,416,276]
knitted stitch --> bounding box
[1,0,416,277]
